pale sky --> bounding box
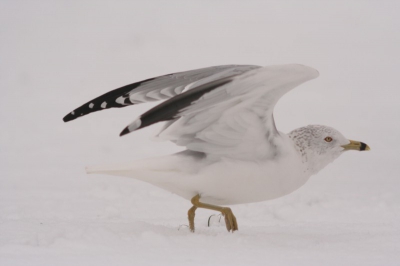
[1,0,399,185]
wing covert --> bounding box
[125,64,319,160]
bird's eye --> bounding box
[324,137,333,142]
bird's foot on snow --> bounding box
[220,207,238,232]
[189,194,238,233]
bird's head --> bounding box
[289,125,370,174]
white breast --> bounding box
[192,148,310,205]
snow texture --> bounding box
[1,1,400,265]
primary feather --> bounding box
[63,65,259,122]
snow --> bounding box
[1,1,400,265]
[1,174,399,265]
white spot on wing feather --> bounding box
[129,92,149,103]
[146,89,169,100]
[116,96,126,105]
[175,85,187,94]
[160,87,177,97]
[128,119,142,132]
[101,101,107,108]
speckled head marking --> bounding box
[288,125,349,174]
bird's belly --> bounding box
[176,157,310,205]
[87,151,310,206]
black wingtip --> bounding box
[119,127,131,137]
[63,112,76,122]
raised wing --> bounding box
[123,64,319,160]
[63,65,260,122]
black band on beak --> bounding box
[360,142,367,151]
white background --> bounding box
[1,1,399,265]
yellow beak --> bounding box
[341,140,371,151]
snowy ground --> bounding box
[1,1,400,265]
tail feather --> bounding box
[85,154,186,179]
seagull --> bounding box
[63,64,370,232]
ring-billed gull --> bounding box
[63,64,370,232]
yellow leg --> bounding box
[188,205,197,232]
[188,194,238,232]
